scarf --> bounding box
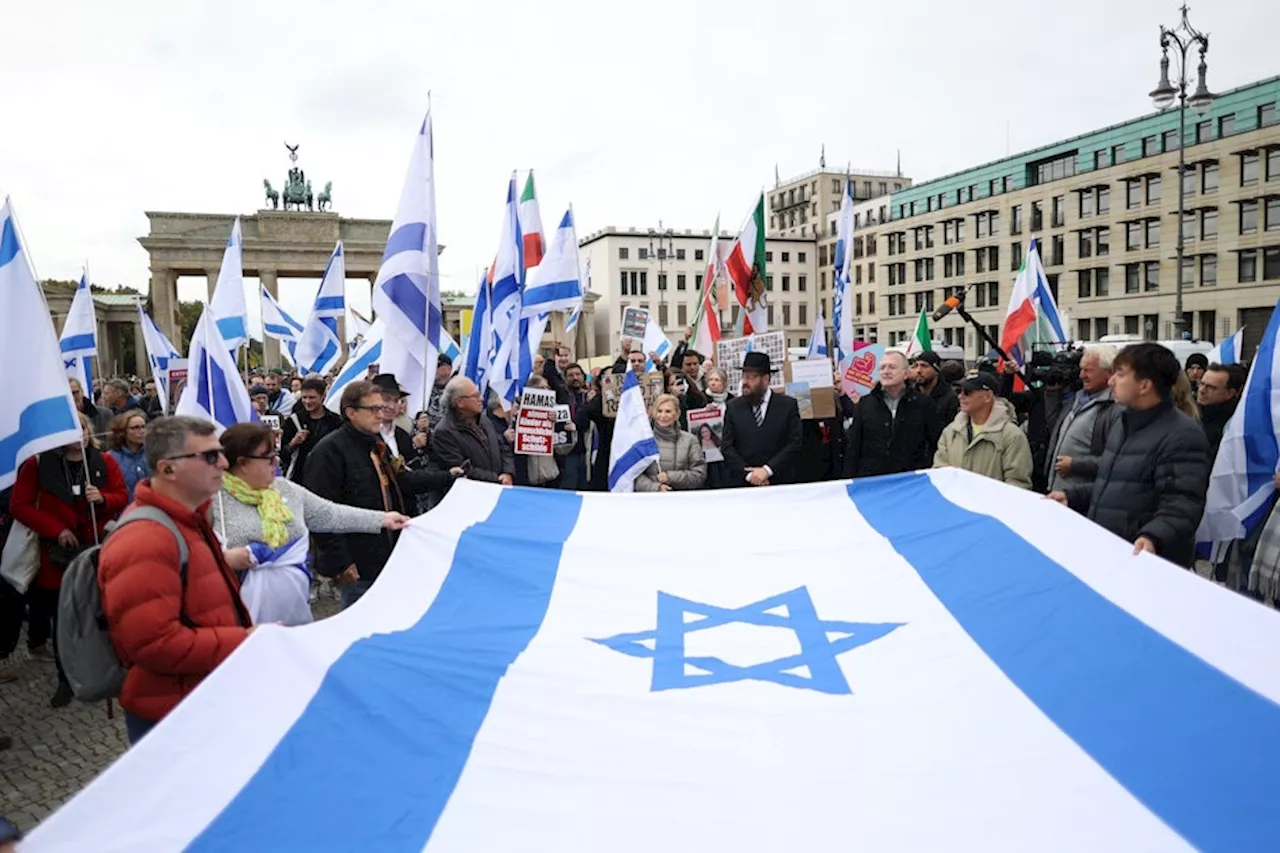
[222,473,294,548]
[652,424,680,441]
[706,390,729,406]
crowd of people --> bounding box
[0,333,1270,767]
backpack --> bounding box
[57,506,190,703]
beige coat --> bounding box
[933,398,1033,489]
[635,427,707,492]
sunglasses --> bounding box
[163,449,225,466]
[244,452,280,462]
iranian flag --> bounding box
[904,310,932,358]
[690,215,723,355]
[725,194,768,334]
[1000,238,1066,367]
[519,171,545,272]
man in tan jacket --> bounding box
[933,371,1033,489]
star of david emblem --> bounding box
[591,586,903,694]
[64,359,76,370]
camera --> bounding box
[1026,348,1083,390]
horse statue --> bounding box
[316,181,333,213]
[282,174,308,212]
[305,180,314,212]
[263,179,279,210]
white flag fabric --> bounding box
[136,299,181,415]
[462,271,494,399]
[832,177,855,362]
[487,173,529,406]
[325,320,385,414]
[806,307,828,360]
[259,284,304,364]
[607,370,659,493]
[210,218,248,350]
[25,470,1280,852]
[59,268,98,392]
[293,242,347,376]
[522,208,583,317]
[175,307,255,433]
[642,316,672,363]
[1208,327,1244,366]
[0,199,81,490]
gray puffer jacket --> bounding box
[635,425,707,492]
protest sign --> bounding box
[601,371,665,418]
[521,387,557,410]
[841,344,886,398]
[515,405,557,456]
[687,405,725,462]
[620,307,649,341]
[716,333,786,394]
[785,357,836,419]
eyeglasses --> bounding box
[244,452,279,462]
[352,404,392,413]
[163,449,225,466]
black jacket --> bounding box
[304,423,408,582]
[140,394,165,420]
[721,392,804,486]
[843,385,935,478]
[424,413,514,506]
[1201,398,1239,459]
[921,380,959,449]
[1066,399,1211,568]
[281,408,343,483]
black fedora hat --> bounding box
[742,351,772,375]
[370,373,409,398]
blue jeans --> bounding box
[125,711,157,745]
[559,453,586,491]
[339,578,373,610]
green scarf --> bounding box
[222,473,294,548]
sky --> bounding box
[2,0,1277,338]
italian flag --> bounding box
[519,171,545,271]
[690,215,723,355]
[725,194,768,334]
[904,310,931,358]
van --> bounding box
[1093,334,1213,365]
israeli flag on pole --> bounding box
[325,320,385,414]
[1208,327,1244,366]
[439,327,461,365]
[462,271,494,398]
[259,284,303,364]
[487,174,527,406]
[807,307,828,360]
[0,199,81,490]
[523,208,584,317]
[294,242,346,376]
[176,307,256,433]
[371,110,442,396]
[564,303,581,335]
[210,218,248,350]
[608,370,660,493]
[59,267,98,393]
[136,299,181,415]
[832,176,855,363]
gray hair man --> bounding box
[101,378,144,419]
[422,378,514,508]
[1046,344,1121,493]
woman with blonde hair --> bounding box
[635,394,706,492]
[1172,371,1200,421]
[106,412,150,501]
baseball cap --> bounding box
[958,372,1000,394]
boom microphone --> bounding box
[932,292,965,322]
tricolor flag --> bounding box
[725,194,769,334]
[259,284,303,364]
[210,218,248,350]
[136,299,181,415]
[689,215,723,356]
[903,310,932,359]
[27,472,1280,852]
[519,171,546,271]
[0,199,81,491]
[832,176,856,362]
[806,307,828,360]
[608,370,659,493]
[293,241,347,376]
[1208,327,1244,366]
[1001,238,1066,369]
[59,267,98,393]
[175,307,256,433]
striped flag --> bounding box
[903,310,932,359]
[59,267,98,392]
[293,241,346,376]
[1002,238,1066,368]
[832,176,856,362]
[210,218,248,350]
[806,307,828,359]
[725,194,769,334]
[522,208,583,317]
[259,284,304,364]
[0,199,81,490]
[462,270,494,399]
[26,471,1280,852]
[608,370,659,492]
[689,216,723,356]
[136,299,181,415]
[1208,327,1244,366]
[487,173,528,405]
[175,307,256,432]
[326,320,386,414]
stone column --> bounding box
[149,267,178,348]
[337,311,348,364]
[259,269,280,369]
[133,319,148,377]
[206,269,220,301]
[96,319,113,379]
[367,272,378,321]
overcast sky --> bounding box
[2,0,1277,334]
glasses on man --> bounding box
[243,451,280,462]
[163,449,225,466]
[353,404,392,413]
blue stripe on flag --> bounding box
[302,340,339,375]
[0,217,18,267]
[187,487,584,851]
[262,322,298,339]
[195,350,240,426]
[0,397,78,477]
[607,437,660,491]
[382,222,426,261]
[1243,312,1280,498]
[313,295,344,312]
[380,273,427,335]
[59,333,96,353]
[525,278,582,306]
[849,473,1280,853]
[216,316,246,344]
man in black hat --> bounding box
[721,351,803,487]
[911,351,959,447]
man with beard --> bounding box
[721,352,802,487]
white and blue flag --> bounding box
[210,218,248,350]
[326,320,384,414]
[371,111,442,398]
[259,284,303,364]
[59,267,98,393]
[175,307,255,433]
[293,242,347,376]
[0,199,81,490]
[564,303,581,335]
[807,307,828,360]
[522,208,584,318]
[1198,300,1280,548]
[136,299,181,415]
[1208,327,1244,366]
[832,176,855,363]
[462,271,494,398]
[608,370,659,493]
[487,174,528,406]
[26,471,1280,852]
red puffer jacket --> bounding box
[10,450,128,589]
[98,481,252,723]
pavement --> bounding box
[0,592,342,834]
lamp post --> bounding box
[647,220,676,333]
[1148,4,1214,341]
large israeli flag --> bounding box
[1208,327,1244,366]
[0,199,81,490]
[293,242,346,376]
[210,218,248,350]
[59,268,98,392]
[136,299,181,415]
[175,307,255,433]
[608,370,659,493]
[259,284,303,364]
[26,471,1280,852]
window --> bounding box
[619,270,627,294]
[974,284,987,308]
[1097,227,1110,256]
[1011,205,1023,234]
[1195,120,1213,144]
[1146,218,1161,248]
[694,249,704,262]
[1240,249,1257,282]
[1098,186,1110,214]
[1181,256,1195,287]
[638,247,648,260]
[1031,200,1044,231]
[1259,103,1277,127]
[1112,144,1125,164]
[1182,212,1197,243]
[695,273,703,292]
[798,252,806,263]
[658,273,667,291]
[1267,247,1280,280]
[767,305,774,326]
[1219,115,1235,137]
[782,304,791,326]
[1050,234,1065,265]
[1125,263,1140,293]
[677,304,687,326]
[1096,266,1110,297]
[639,271,648,295]
[1182,166,1197,199]
[1268,149,1280,182]
[1079,230,1093,259]
[1241,200,1259,234]
[619,247,629,260]
[1125,221,1142,251]
[1126,181,1142,210]
[765,251,774,262]
[1095,149,1112,170]
[1201,254,1218,286]
[1011,241,1023,271]
[1078,269,1093,298]
[778,275,789,292]
[781,252,790,263]
[1202,208,1219,239]
[868,292,876,313]
[1267,197,1280,231]
[1202,162,1220,193]
[1163,129,1180,152]
[988,281,1000,306]
[798,275,807,292]
[1142,135,1158,156]
[1242,153,1260,185]
[1029,151,1078,185]
[799,303,808,326]
[672,273,684,291]
[765,275,773,291]
[1147,176,1162,205]
[1080,192,1093,218]
[855,294,863,314]
[675,249,686,261]
[1145,261,1160,292]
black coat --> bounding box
[721,392,804,486]
[1201,398,1239,459]
[921,380,959,450]
[843,385,935,478]
[281,408,343,483]
[424,413,514,506]
[304,423,408,582]
[1066,399,1211,568]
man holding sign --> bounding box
[721,352,802,487]
[843,350,936,478]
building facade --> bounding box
[864,75,1280,360]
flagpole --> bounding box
[205,317,229,541]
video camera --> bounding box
[1026,348,1083,390]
